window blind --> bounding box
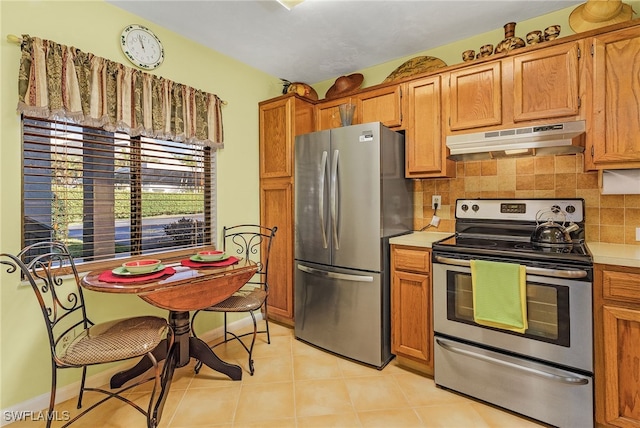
[22,117,213,266]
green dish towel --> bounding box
[471,259,528,334]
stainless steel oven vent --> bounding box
[446,120,586,161]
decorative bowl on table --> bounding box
[122,259,162,274]
[197,250,226,262]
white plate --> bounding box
[112,264,166,276]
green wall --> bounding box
[0,0,282,409]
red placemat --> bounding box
[98,267,176,283]
[181,256,240,268]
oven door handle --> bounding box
[434,256,587,279]
[435,338,590,385]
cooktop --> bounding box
[431,198,592,266]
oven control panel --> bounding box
[456,199,584,223]
[500,203,526,214]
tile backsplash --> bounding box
[413,154,640,245]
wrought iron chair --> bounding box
[190,224,276,375]
[0,242,172,428]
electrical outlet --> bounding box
[636,227,640,241]
[432,195,441,209]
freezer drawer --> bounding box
[294,261,392,368]
[434,336,593,428]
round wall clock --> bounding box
[120,24,164,70]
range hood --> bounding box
[446,120,586,161]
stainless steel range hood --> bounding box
[446,120,586,161]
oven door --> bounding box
[433,255,593,373]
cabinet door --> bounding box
[513,42,581,122]
[316,97,358,131]
[260,179,294,323]
[259,97,293,179]
[391,246,433,369]
[392,269,431,364]
[588,27,640,169]
[448,61,502,131]
[405,76,454,178]
[601,305,640,426]
[358,85,403,128]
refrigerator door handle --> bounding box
[330,149,339,250]
[297,264,374,282]
[319,150,328,248]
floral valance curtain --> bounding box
[16,35,224,148]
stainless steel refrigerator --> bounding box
[294,122,413,368]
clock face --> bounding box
[121,24,164,70]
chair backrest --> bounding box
[222,225,277,291]
[0,241,91,366]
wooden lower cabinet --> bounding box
[390,245,433,374]
[259,179,294,324]
[594,264,640,427]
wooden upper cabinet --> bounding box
[259,96,293,179]
[316,85,403,130]
[512,42,581,122]
[259,95,314,179]
[315,96,358,131]
[586,26,640,170]
[405,76,454,178]
[448,42,583,134]
[448,61,502,131]
[357,85,403,128]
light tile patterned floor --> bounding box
[7,322,545,427]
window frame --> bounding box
[21,116,217,272]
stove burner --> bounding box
[456,238,498,248]
[513,243,532,250]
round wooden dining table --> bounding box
[81,257,258,426]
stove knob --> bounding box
[565,205,576,214]
[461,204,469,212]
[472,204,479,212]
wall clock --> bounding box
[120,24,164,70]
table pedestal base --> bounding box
[110,311,242,425]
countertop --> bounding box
[586,242,640,269]
[390,232,640,269]
[389,232,452,248]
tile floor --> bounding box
[7,322,545,428]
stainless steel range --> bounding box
[432,199,593,428]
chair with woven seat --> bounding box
[0,241,172,428]
[190,224,276,375]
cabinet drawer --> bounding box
[603,270,640,302]
[393,247,430,273]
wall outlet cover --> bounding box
[432,195,442,209]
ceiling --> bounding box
[108,0,582,84]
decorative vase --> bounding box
[495,22,526,54]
